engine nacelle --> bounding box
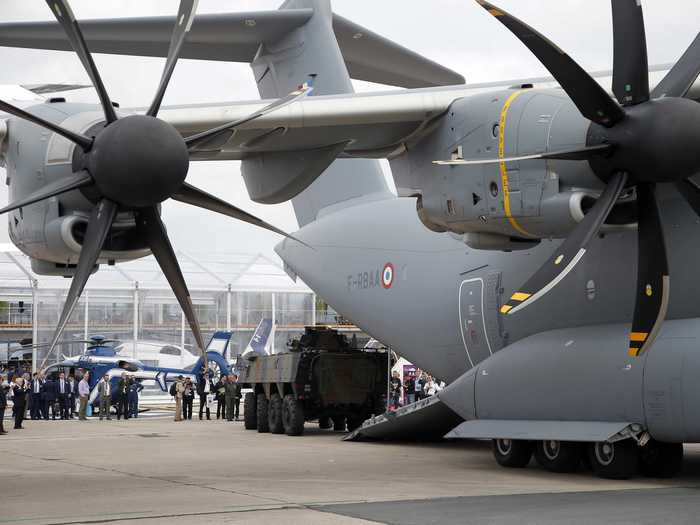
[391,88,632,248]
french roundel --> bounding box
[382,263,394,289]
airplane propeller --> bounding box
[455,0,700,356]
[0,0,312,370]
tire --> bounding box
[492,439,533,468]
[243,392,257,430]
[588,440,640,479]
[332,416,346,432]
[346,415,365,432]
[268,393,284,434]
[256,393,269,433]
[319,416,333,430]
[282,394,305,436]
[534,440,582,473]
[640,440,683,478]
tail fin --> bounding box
[241,318,273,359]
[248,0,391,226]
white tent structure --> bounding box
[0,244,315,369]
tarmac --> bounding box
[3,412,700,525]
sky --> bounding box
[0,0,699,261]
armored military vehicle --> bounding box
[237,326,388,436]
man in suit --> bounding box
[29,373,43,420]
[56,372,71,420]
[196,371,211,420]
[116,373,130,420]
[12,377,28,429]
[97,374,112,421]
[0,374,9,434]
[43,376,58,420]
[67,374,78,418]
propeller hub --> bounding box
[589,97,700,183]
[88,115,189,207]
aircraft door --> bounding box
[459,272,504,368]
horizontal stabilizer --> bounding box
[0,11,464,89]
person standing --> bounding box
[43,376,58,420]
[173,376,185,421]
[183,378,195,420]
[116,373,130,420]
[67,375,78,418]
[30,373,43,420]
[214,377,226,420]
[127,377,143,419]
[56,373,70,420]
[12,377,28,429]
[0,374,9,435]
[389,371,402,410]
[404,373,416,405]
[78,372,90,420]
[224,375,237,422]
[232,375,242,421]
[97,374,112,421]
[197,371,211,421]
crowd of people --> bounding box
[169,373,242,423]
[388,369,443,410]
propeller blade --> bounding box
[185,85,314,150]
[500,171,628,315]
[0,171,92,215]
[135,207,206,362]
[45,0,118,123]
[39,199,118,368]
[475,0,625,127]
[628,183,670,356]
[0,99,92,150]
[433,144,613,166]
[675,178,700,217]
[171,183,310,247]
[146,0,198,117]
[652,33,700,99]
[612,0,650,106]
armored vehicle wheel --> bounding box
[282,394,305,436]
[640,440,683,478]
[332,416,346,432]
[243,392,257,430]
[319,416,332,430]
[534,440,582,473]
[346,415,364,432]
[268,393,285,434]
[256,393,270,433]
[492,439,532,468]
[588,440,639,479]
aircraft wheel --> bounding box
[256,393,269,433]
[640,440,683,478]
[318,416,333,430]
[282,394,305,436]
[243,392,257,430]
[534,440,582,473]
[268,393,284,434]
[492,439,532,468]
[588,440,639,479]
[332,416,346,432]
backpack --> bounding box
[169,382,177,396]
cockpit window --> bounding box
[160,346,181,356]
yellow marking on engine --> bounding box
[498,91,534,238]
[630,332,649,342]
[629,347,641,357]
[511,292,531,302]
[500,305,513,314]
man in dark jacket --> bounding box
[214,378,226,419]
[127,378,143,418]
[12,377,28,429]
[29,373,43,420]
[43,377,58,420]
[0,375,9,434]
[196,372,211,420]
[223,375,239,422]
[56,372,71,420]
[116,373,130,420]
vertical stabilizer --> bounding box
[241,318,273,358]
[249,0,392,226]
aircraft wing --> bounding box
[159,86,468,161]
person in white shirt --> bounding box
[78,372,90,420]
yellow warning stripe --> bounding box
[500,305,513,314]
[628,348,641,357]
[498,91,533,238]
[629,332,649,342]
[510,292,531,302]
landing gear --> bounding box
[640,440,683,478]
[332,416,346,432]
[492,439,532,468]
[243,392,257,430]
[534,440,582,473]
[587,440,639,479]
[268,393,284,434]
[318,416,333,430]
[256,393,269,433]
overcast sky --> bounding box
[1,0,699,261]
